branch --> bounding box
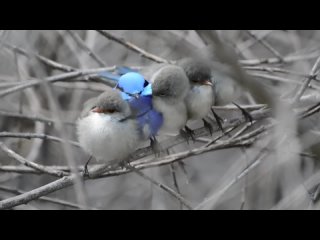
[0,110,75,126]
[132,108,271,161]
[0,124,268,210]
[0,142,68,178]
[3,42,77,72]
[67,30,106,67]
[246,30,284,61]
[96,30,169,64]
[0,107,271,178]
[124,163,192,210]
[0,186,96,210]
[240,51,320,66]
[249,72,320,91]
[0,132,80,148]
[0,67,115,98]
[292,55,320,104]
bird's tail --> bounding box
[99,71,120,82]
[116,66,139,75]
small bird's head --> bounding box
[118,72,146,96]
[177,58,213,87]
[90,88,130,118]
[151,65,190,102]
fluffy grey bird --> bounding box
[77,88,141,165]
[149,65,190,135]
[179,57,251,134]
[177,58,214,134]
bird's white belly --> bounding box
[77,113,140,162]
[186,85,213,120]
[154,99,187,133]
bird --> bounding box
[178,57,252,134]
[149,65,190,136]
[99,71,164,153]
[77,87,141,169]
[176,58,214,135]
[107,64,192,139]
[212,69,253,125]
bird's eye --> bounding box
[106,109,116,114]
[91,107,116,114]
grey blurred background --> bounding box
[1,30,320,210]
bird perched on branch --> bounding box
[99,70,164,153]
[107,64,192,140]
[178,57,252,133]
[176,58,214,135]
[77,88,141,167]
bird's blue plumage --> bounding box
[118,72,146,95]
[128,95,163,137]
[99,70,162,139]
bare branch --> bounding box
[0,142,68,178]
[0,132,80,148]
[0,67,115,98]
[67,30,107,67]
[0,110,75,126]
[3,42,77,72]
[0,186,96,210]
[0,124,268,210]
[246,30,284,61]
[96,30,169,64]
[240,51,320,66]
[292,56,320,104]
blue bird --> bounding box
[103,65,192,140]
[99,70,163,153]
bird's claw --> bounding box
[180,126,196,144]
[83,156,92,178]
[203,119,213,136]
[233,102,253,124]
[150,137,163,157]
[211,109,225,134]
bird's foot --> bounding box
[211,109,225,134]
[180,126,196,144]
[150,137,163,157]
[203,119,213,136]
[232,102,253,124]
[185,126,196,142]
[83,156,93,178]
[119,158,132,169]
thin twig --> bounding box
[292,56,320,104]
[0,142,68,178]
[3,42,76,72]
[125,163,192,210]
[0,132,80,148]
[246,30,284,61]
[194,151,269,210]
[96,30,169,64]
[240,51,320,66]
[244,66,320,81]
[0,110,75,126]
[67,30,106,67]
[170,163,183,210]
[0,186,96,210]
[0,67,115,98]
